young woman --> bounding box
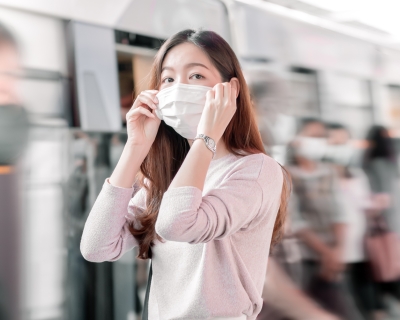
[363,125,400,319]
[80,29,289,320]
[363,125,400,236]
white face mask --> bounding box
[155,83,212,139]
[295,137,327,161]
[325,144,354,166]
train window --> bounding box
[117,54,134,128]
[289,67,320,118]
[383,85,400,138]
[325,74,373,139]
[67,22,121,132]
[117,53,154,128]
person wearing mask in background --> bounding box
[325,123,378,320]
[287,118,362,320]
[362,125,400,318]
[363,125,400,237]
[0,22,29,320]
[248,83,339,320]
[80,29,290,320]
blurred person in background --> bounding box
[363,125,400,236]
[325,123,378,320]
[0,22,29,320]
[249,80,338,320]
[0,23,28,165]
[287,118,362,320]
[362,125,400,319]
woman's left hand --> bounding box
[197,80,238,143]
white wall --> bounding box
[0,6,67,73]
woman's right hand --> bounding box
[126,90,161,147]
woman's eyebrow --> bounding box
[184,62,209,70]
[161,66,173,73]
[161,63,209,73]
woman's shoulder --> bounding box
[229,152,283,183]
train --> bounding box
[1,0,399,319]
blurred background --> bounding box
[1,0,400,319]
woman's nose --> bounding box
[175,78,189,85]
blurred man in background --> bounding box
[0,22,29,320]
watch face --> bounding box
[207,139,216,148]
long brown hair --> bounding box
[129,29,291,259]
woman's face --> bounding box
[159,42,223,90]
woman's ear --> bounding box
[230,77,240,98]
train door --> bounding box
[381,85,400,138]
[381,84,400,165]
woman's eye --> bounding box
[190,74,204,80]
[162,77,174,83]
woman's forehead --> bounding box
[162,42,213,70]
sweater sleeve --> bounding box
[155,155,283,244]
[80,178,145,262]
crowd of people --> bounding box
[259,119,400,320]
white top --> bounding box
[80,153,283,319]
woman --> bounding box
[80,29,289,320]
[363,125,400,236]
[363,125,400,318]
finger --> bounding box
[130,106,155,119]
[141,91,159,104]
[206,89,215,102]
[222,82,231,106]
[136,95,158,110]
[214,83,223,101]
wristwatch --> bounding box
[194,134,216,157]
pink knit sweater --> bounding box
[80,153,283,320]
